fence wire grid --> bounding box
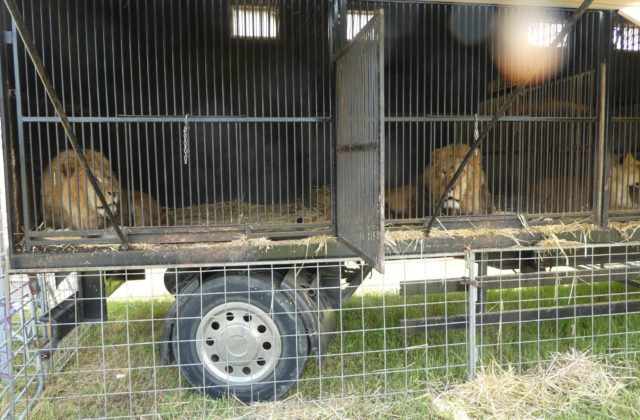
[1,242,639,418]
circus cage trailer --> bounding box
[1,0,640,413]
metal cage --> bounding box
[1,1,640,417]
[0,1,638,263]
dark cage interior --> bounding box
[373,1,639,220]
[9,0,335,247]
[2,0,640,252]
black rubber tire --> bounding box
[172,273,309,402]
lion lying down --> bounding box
[121,190,164,227]
[532,152,640,213]
[42,149,163,230]
[385,184,419,218]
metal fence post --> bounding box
[466,250,478,381]
[0,110,13,417]
[597,11,613,227]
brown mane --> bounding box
[422,143,493,215]
[41,149,121,230]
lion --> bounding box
[41,149,121,230]
[531,152,640,212]
[121,190,165,226]
[385,184,418,218]
[421,143,493,215]
[609,152,640,210]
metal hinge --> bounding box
[2,31,12,44]
[336,142,378,153]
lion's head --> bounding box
[610,152,640,210]
[615,152,640,187]
[42,149,121,230]
[423,143,490,215]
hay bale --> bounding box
[433,350,630,419]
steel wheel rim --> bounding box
[196,301,282,385]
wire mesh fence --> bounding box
[1,242,639,417]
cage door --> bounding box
[335,12,385,273]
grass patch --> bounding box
[9,280,640,418]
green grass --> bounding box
[10,280,640,418]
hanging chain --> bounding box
[474,114,480,141]
[183,114,190,165]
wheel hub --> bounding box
[196,301,282,385]
[221,325,257,360]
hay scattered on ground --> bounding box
[237,392,434,420]
[33,234,339,255]
[243,395,357,420]
[32,220,633,254]
[433,350,632,420]
[215,235,279,252]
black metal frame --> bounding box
[10,221,640,271]
[401,300,640,333]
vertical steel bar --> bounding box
[31,5,45,230]
[466,250,477,381]
[595,61,607,226]
[599,11,614,226]
[330,1,339,230]
[379,11,385,269]
[10,19,30,248]
[0,53,13,417]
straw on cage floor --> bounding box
[30,180,640,252]
[166,198,326,225]
[165,186,332,225]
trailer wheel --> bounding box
[172,273,309,402]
